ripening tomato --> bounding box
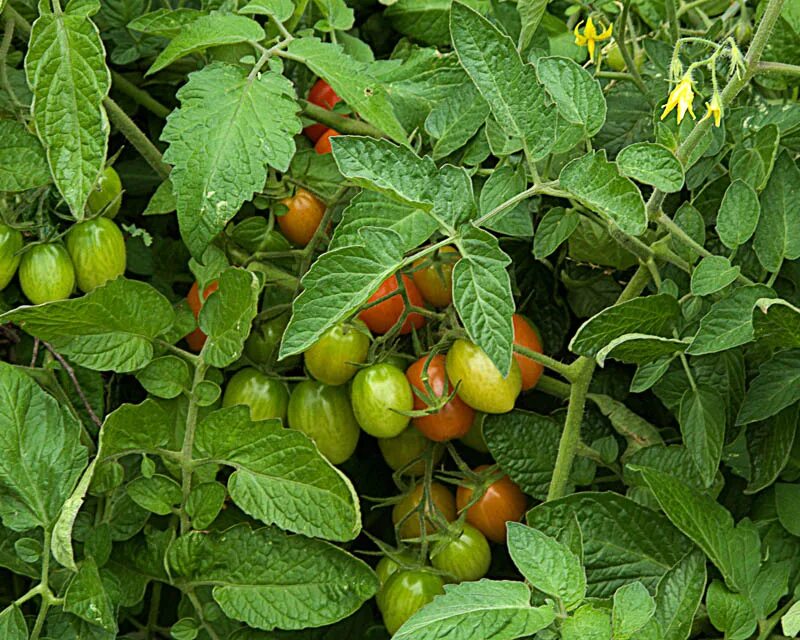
[185,280,219,352]
[304,79,342,142]
[245,313,300,369]
[411,246,458,308]
[513,314,544,391]
[406,354,474,442]
[304,321,370,385]
[392,482,457,540]
[0,224,23,291]
[359,274,426,335]
[430,523,491,582]
[351,363,413,438]
[222,367,290,422]
[378,426,444,476]
[66,217,126,293]
[446,339,521,414]
[87,166,122,218]
[287,380,360,464]
[378,570,445,635]
[314,128,339,154]
[277,188,326,247]
[456,465,527,543]
[18,243,75,305]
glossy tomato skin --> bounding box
[446,339,522,414]
[392,482,456,540]
[359,274,426,335]
[304,79,342,142]
[376,553,415,589]
[456,465,527,543]
[245,313,302,370]
[378,570,445,635]
[351,363,413,438]
[185,280,219,352]
[412,246,458,308]
[0,224,23,291]
[277,188,326,247]
[222,367,289,422]
[378,426,444,476]
[287,380,360,464]
[87,166,122,218]
[304,321,370,385]
[430,523,491,582]
[66,217,126,293]
[459,413,489,453]
[406,354,475,442]
[314,128,339,154]
[513,314,544,391]
[19,243,75,305]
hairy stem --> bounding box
[111,71,171,119]
[180,361,208,534]
[301,100,387,138]
[103,96,171,179]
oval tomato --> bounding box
[66,217,126,293]
[0,224,23,291]
[411,246,458,308]
[378,570,445,635]
[185,280,219,352]
[456,465,527,543]
[304,79,342,142]
[18,243,75,305]
[245,313,301,369]
[359,274,426,335]
[287,380,360,464]
[392,482,456,540]
[314,128,339,154]
[304,321,370,385]
[513,314,544,391]
[87,166,122,218]
[351,363,413,438]
[277,188,326,247]
[375,553,415,589]
[406,354,474,442]
[445,339,521,414]
[459,413,489,453]
[378,426,444,476]
[222,367,290,422]
[430,523,491,582]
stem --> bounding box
[180,362,208,534]
[757,61,800,75]
[1,4,31,36]
[536,374,571,400]
[111,71,171,119]
[29,532,51,640]
[665,0,680,42]
[1,17,22,113]
[186,588,221,640]
[513,344,573,380]
[146,581,161,640]
[103,96,171,179]
[300,100,386,138]
[757,597,797,640]
[617,1,655,106]
[41,341,103,431]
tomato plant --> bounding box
[512,313,544,391]
[304,79,342,142]
[86,165,122,218]
[18,243,75,304]
[277,188,326,247]
[222,367,290,422]
[351,362,413,438]
[185,279,219,352]
[304,320,370,385]
[446,339,522,413]
[378,425,444,476]
[65,217,127,293]
[392,481,456,540]
[0,224,23,291]
[456,466,527,543]
[359,274,426,335]
[411,245,458,307]
[314,128,339,154]
[378,570,445,635]
[244,312,299,369]
[430,522,491,582]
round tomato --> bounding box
[379,570,445,635]
[304,79,342,142]
[185,280,219,352]
[376,553,415,589]
[411,246,458,308]
[0,224,23,291]
[459,414,489,453]
[406,354,474,442]
[456,465,527,543]
[430,523,491,582]
[513,314,544,391]
[304,321,370,385]
[277,188,326,247]
[245,313,300,369]
[287,380,360,465]
[87,166,122,218]
[222,367,289,422]
[351,363,413,438]
[314,128,339,154]
[392,482,456,540]
[359,274,426,335]
[66,217,126,293]
[18,243,75,305]
[446,339,521,414]
[378,426,444,476]
[603,42,645,72]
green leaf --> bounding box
[612,582,656,640]
[560,151,647,236]
[450,1,555,160]
[678,387,725,488]
[588,394,664,453]
[128,8,205,37]
[64,558,117,633]
[310,0,353,30]
[162,63,300,259]
[736,349,800,424]
[753,298,800,350]
[690,256,740,296]
[745,405,798,494]
[596,334,688,367]
[392,580,556,640]
[754,151,800,271]
[478,165,532,237]
[126,474,182,515]
[0,120,50,191]
[143,179,176,215]
[52,458,97,571]
[729,124,779,192]
[517,0,547,49]
[715,180,760,250]
[706,581,757,640]
[135,356,191,399]
[784,602,800,637]
[616,143,684,193]
[148,14,264,74]
[167,524,378,630]
[776,483,800,536]
[1,278,175,373]
[240,0,295,22]
[186,481,226,529]
[0,606,28,640]
[98,399,172,461]
[562,604,612,640]
[25,1,110,216]
[533,207,580,259]
[568,215,637,270]
[425,82,490,160]
[653,551,706,640]
[507,522,586,610]
[537,56,606,137]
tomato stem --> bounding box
[180,361,208,534]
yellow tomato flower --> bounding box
[574,17,613,61]
[660,75,696,124]
[702,92,723,127]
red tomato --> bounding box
[304,80,341,142]
[456,465,527,543]
[185,280,219,352]
[406,354,474,442]
[314,128,339,154]
[359,274,426,335]
[392,482,457,540]
[513,314,545,391]
[277,188,326,247]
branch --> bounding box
[41,341,103,429]
[300,100,386,138]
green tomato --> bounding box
[378,570,445,635]
[445,339,521,414]
[287,380,360,465]
[18,243,75,305]
[222,367,289,422]
[378,427,443,476]
[459,413,489,453]
[376,554,414,589]
[604,42,645,72]
[351,363,413,438]
[430,523,491,583]
[66,217,126,293]
[304,321,370,385]
[245,313,300,369]
[87,166,122,218]
[0,224,23,291]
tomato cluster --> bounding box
[303,79,342,154]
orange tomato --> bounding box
[456,465,527,543]
[185,280,219,352]
[392,482,457,540]
[314,128,340,154]
[359,274,426,335]
[304,80,342,142]
[412,246,458,308]
[513,314,544,391]
[277,188,326,247]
